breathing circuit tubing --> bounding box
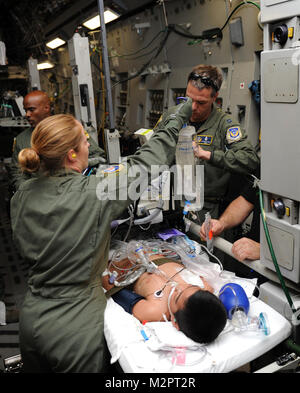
[105,237,224,287]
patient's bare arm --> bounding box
[132,299,167,323]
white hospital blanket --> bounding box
[104,271,292,373]
[104,297,291,373]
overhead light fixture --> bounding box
[37,61,54,70]
[82,9,120,30]
[46,37,66,49]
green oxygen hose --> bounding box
[258,187,297,314]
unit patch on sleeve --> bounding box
[101,164,124,174]
[195,135,213,145]
[226,126,242,144]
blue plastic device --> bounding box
[219,283,250,319]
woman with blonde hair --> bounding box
[10,100,192,373]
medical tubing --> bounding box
[108,250,147,286]
[134,168,169,225]
[135,244,150,266]
[107,241,146,286]
[113,172,165,227]
[167,285,176,321]
[146,240,184,260]
[184,215,296,298]
[141,240,180,261]
[169,347,208,368]
[199,243,223,273]
[115,268,146,286]
[128,241,170,280]
[258,188,297,314]
[123,215,134,242]
[183,217,224,272]
[133,199,164,225]
[157,241,196,266]
[107,236,222,288]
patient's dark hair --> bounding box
[174,290,227,344]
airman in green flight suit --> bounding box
[154,64,260,221]
[10,98,192,372]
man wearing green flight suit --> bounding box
[154,64,260,222]
[9,90,106,191]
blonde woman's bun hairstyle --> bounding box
[18,148,40,173]
[23,114,82,176]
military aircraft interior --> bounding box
[1,0,300,376]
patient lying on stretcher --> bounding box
[102,253,227,344]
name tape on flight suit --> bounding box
[226,126,242,144]
[194,135,213,145]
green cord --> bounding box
[258,187,297,313]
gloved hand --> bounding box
[165,97,192,128]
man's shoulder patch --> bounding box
[226,126,242,144]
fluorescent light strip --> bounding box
[37,61,54,70]
[46,37,66,49]
[83,10,119,30]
